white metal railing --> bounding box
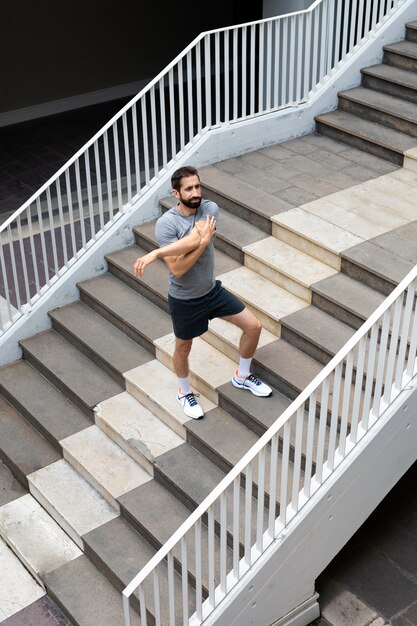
[0,0,402,335]
[123,252,417,625]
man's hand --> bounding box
[133,249,158,277]
[195,215,216,247]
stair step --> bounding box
[60,425,152,510]
[154,333,236,403]
[49,301,152,386]
[217,266,309,335]
[0,460,26,507]
[95,391,184,474]
[0,360,90,450]
[0,395,60,487]
[312,273,385,329]
[0,538,45,620]
[44,555,141,626]
[0,493,82,586]
[361,63,417,105]
[27,459,119,551]
[199,164,293,231]
[271,207,363,270]
[280,305,356,365]
[338,86,417,137]
[243,236,337,302]
[78,273,172,355]
[203,316,277,363]
[83,516,192,623]
[315,110,416,164]
[359,174,417,222]
[19,331,123,418]
[124,360,216,438]
[406,20,417,43]
[383,39,417,72]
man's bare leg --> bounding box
[173,337,204,418]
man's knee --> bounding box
[244,315,262,337]
[174,338,193,358]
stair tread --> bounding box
[78,273,172,343]
[0,395,60,482]
[362,62,417,90]
[312,273,385,322]
[49,301,152,375]
[20,331,123,411]
[315,110,417,152]
[0,493,82,582]
[0,539,45,618]
[244,236,337,287]
[0,360,90,445]
[61,425,152,506]
[384,39,417,59]
[28,459,118,549]
[341,239,414,287]
[44,555,141,626]
[339,86,417,122]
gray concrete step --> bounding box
[315,110,416,165]
[19,331,123,418]
[0,360,90,450]
[405,20,417,43]
[78,273,172,355]
[0,395,60,487]
[338,86,417,137]
[361,63,417,105]
[49,301,153,387]
[383,39,417,73]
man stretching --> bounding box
[133,165,272,419]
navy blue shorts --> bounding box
[168,280,245,340]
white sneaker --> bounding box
[232,372,272,397]
[177,390,204,419]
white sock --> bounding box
[178,377,192,395]
[237,357,252,378]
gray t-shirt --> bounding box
[155,199,219,299]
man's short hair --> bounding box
[171,166,200,191]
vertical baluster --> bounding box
[195,518,203,621]
[383,296,404,407]
[0,237,13,325]
[326,0,336,71]
[45,187,59,274]
[16,216,30,305]
[372,309,391,419]
[153,567,162,626]
[241,26,247,118]
[36,198,50,287]
[92,144,105,232]
[75,160,87,249]
[180,536,188,626]
[405,290,417,379]
[159,79,168,168]
[268,433,279,539]
[361,324,379,430]
[141,97,150,187]
[233,28,239,121]
[122,113,132,204]
[303,393,316,499]
[288,15,296,101]
[279,419,291,527]
[258,21,265,112]
[341,0,350,58]
[186,51,194,141]
[232,476,240,578]
[357,0,366,43]
[131,103,142,195]
[339,352,354,458]
[249,25,256,114]
[112,123,123,210]
[291,407,304,512]
[150,85,159,175]
[103,131,114,222]
[296,14,304,101]
[364,0,372,35]
[327,364,342,471]
[224,31,230,122]
[220,492,228,594]
[378,0,386,23]
[319,0,328,82]
[168,68,177,159]
[168,552,175,626]
[371,0,378,31]
[205,35,212,128]
[349,0,358,50]
[215,33,221,124]
[83,150,96,239]
[265,21,273,110]
[177,63,185,151]
[350,337,366,444]
[64,169,78,255]
[244,463,252,566]
[311,10,319,86]
[274,18,282,106]
[207,507,215,608]
[196,42,203,133]
[395,281,416,390]
[315,378,330,483]
[138,586,148,626]
[256,448,266,552]
[26,205,41,293]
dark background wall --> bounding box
[1,0,263,116]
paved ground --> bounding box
[1,103,417,625]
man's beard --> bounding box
[180,194,201,209]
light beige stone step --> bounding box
[27,460,119,550]
[95,391,184,473]
[217,266,309,334]
[403,146,417,172]
[0,494,82,587]
[243,236,337,302]
[154,334,236,404]
[360,175,417,222]
[60,425,152,510]
[203,317,277,363]
[387,166,417,186]
[0,538,45,621]
[271,208,363,270]
[300,198,396,240]
[124,360,216,437]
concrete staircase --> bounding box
[2,24,417,625]
[316,21,417,165]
